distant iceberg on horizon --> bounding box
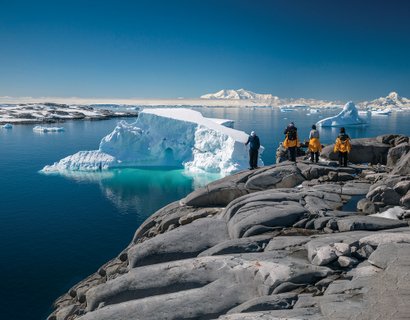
[42,108,263,175]
[200,88,278,101]
[316,101,367,127]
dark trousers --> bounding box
[249,149,258,169]
[310,152,319,163]
[288,147,297,162]
[339,152,348,167]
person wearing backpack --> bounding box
[283,122,299,162]
[308,124,322,163]
[333,127,351,167]
[245,131,261,170]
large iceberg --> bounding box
[316,101,367,127]
[42,108,263,175]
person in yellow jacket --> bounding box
[308,124,322,163]
[333,127,351,167]
[283,122,299,162]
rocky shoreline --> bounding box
[0,103,137,124]
[49,134,410,320]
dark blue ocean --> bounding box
[1,107,410,320]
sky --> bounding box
[0,0,409,101]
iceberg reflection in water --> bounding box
[42,167,222,214]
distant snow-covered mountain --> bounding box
[359,92,410,109]
[200,89,278,101]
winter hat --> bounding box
[251,131,256,136]
[312,124,317,130]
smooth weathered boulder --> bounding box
[226,293,298,314]
[336,216,408,232]
[401,190,410,208]
[386,143,410,167]
[265,236,309,251]
[367,242,403,269]
[128,218,229,268]
[359,231,410,247]
[245,164,305,191]
[227,201,307,238]
[377,134,402,145]
[198,235,273,256]
[311,245,339,266]
[393,180,410,196]
[366,185,401,205]
[181,170,256,207]
[357,198,378,214]
[131,202,221,242]
[335,256,358,268]
[222,189,303,222]
[391,150,410,175]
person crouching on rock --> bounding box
[334,127,351,167]
[308,124,321,163]
[245,131,260,170]
[283,122,299,162]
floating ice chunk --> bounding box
[316,101,366,127]
[2,123,12,129]
[33,126,65,132]
[43,108,263,175]
[43,151,116,172]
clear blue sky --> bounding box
[0,0,409,100]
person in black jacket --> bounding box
[245,131,260,170]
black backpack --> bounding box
[287,128,297,141]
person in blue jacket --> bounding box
[245,131,261,170]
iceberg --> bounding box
[33,126,65,132]
[42,108,264,175]
[316,101,366,127]
[2,123,12,129]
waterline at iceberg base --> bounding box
[42,108,264,175]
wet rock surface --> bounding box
[48,135,410,320]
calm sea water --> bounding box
[1,108,410,320]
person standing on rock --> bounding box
[308,124,322,163]
[245,131,260,170]
[334,127,351,167]
[283,122,299,162]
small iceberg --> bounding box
[371,108,392,116]
[316,101,367,127]
[33,126,65,133]
[2,123,13,129]
[358,110,371,116]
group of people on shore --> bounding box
[245,123,351,170]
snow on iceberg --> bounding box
[316,101,367,127]
[33,126,65,132]
[42,108,263,175]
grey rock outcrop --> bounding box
[48,138,410,320]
